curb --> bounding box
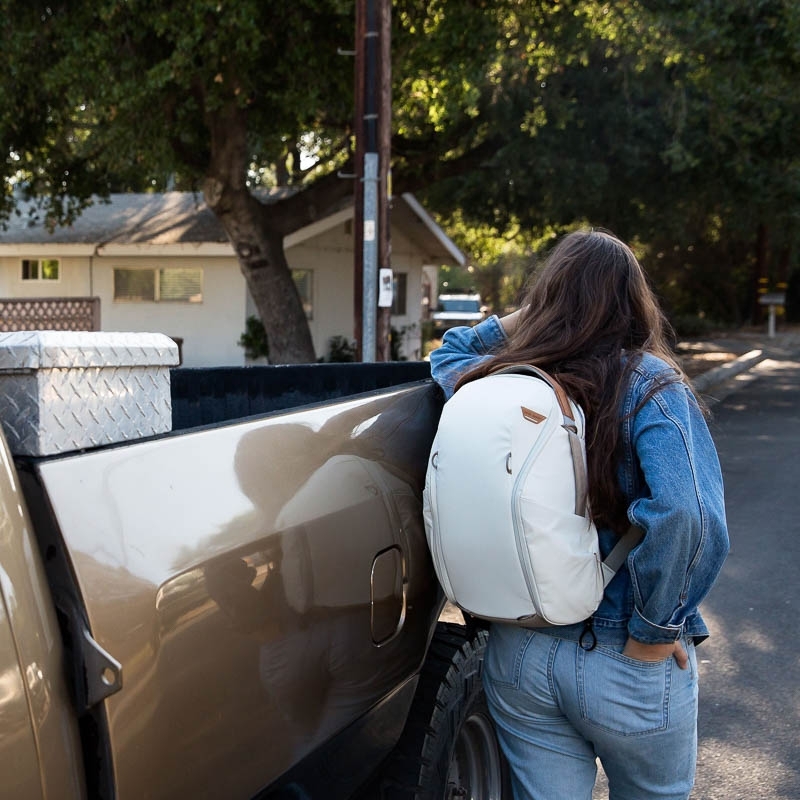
[690,348,766,394]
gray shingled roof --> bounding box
[0,190,465,265]
[2,192,258,245]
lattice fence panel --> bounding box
[0,297,101,332]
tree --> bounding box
[415,1,800,328]
[654,0,800,322]
[0,0,550,362]
[394,1,680,313]
[7,0,796,349]
[2,0,366,361]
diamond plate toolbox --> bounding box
[0,331,180,456]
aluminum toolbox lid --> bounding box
[0,331,180,370]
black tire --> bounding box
[377,622,511,800]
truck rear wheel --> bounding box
[380,622,510,800]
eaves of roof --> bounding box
[0,190,466,266]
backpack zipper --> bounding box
[425,451,458,602]
[510,409,560,612]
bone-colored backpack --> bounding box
[423,364,641,627]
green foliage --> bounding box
[668,313,717,339]
[420,319,436,348]
[325,335,358,363]
[4,0,800,337]
[389,323,418,361]
[437,264,474,295]
[434,210,542,313]
[417,0,800,327]
[0,0,355,225]
[237,315,269,360]
[389,327,405,361]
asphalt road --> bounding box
[590,348,800,800]
[430,340,800,800]
[689,353,800,800]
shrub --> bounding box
[326,335,358,362]
[238,315,269,360]
[668,313,716,339]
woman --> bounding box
[430,229,729,800]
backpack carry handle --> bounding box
[490,364,588,516]
[491,364,576,428]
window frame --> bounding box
[21,258,61,283]
[292,269,313,320]
[113,267,204,304]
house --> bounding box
[0,191,464,366]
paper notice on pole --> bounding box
[378,268,394,307]
[364,220,376,241]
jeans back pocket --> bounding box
[577,644,671,736]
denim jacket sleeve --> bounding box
[429,316,508,399]
[622,358,730,644]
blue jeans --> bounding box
[483,624,699,800]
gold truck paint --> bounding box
[34,385,439,799]
[0,434,86,800]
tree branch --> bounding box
[266,158,356,235]
[392,134,507,195]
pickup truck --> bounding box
[0,332,508,800]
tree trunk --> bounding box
[202,104,351,364]
[777,245,791,290]
[206,184,317,363]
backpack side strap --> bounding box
[600,525,644,587]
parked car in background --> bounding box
[431,293,486,336]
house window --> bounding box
[114,268,203,303]
[391,272,407,316]
[293,269,313,319]
[21,258,60,281]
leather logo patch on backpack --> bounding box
[521,406,546,424]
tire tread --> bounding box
[374,622,491,799]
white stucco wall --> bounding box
[278,219,428,361]
[1,212,442,367]
[0,253,248,368]
[285,227,355,361]
[93,255,248,368]
[389,225,429,360]
[0,254,92,297]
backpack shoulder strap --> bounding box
[491,364,576,426]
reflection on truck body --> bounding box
[32,385,440,799]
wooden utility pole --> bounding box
[353,0,391,362]
[376,0,392,362]
[353,0,366,359]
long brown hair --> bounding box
[457,229,692,532]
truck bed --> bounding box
[170,361,432,430]
[16,362,444,799]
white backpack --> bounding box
[423,364,641,627]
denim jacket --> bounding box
[430,316,730,645]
